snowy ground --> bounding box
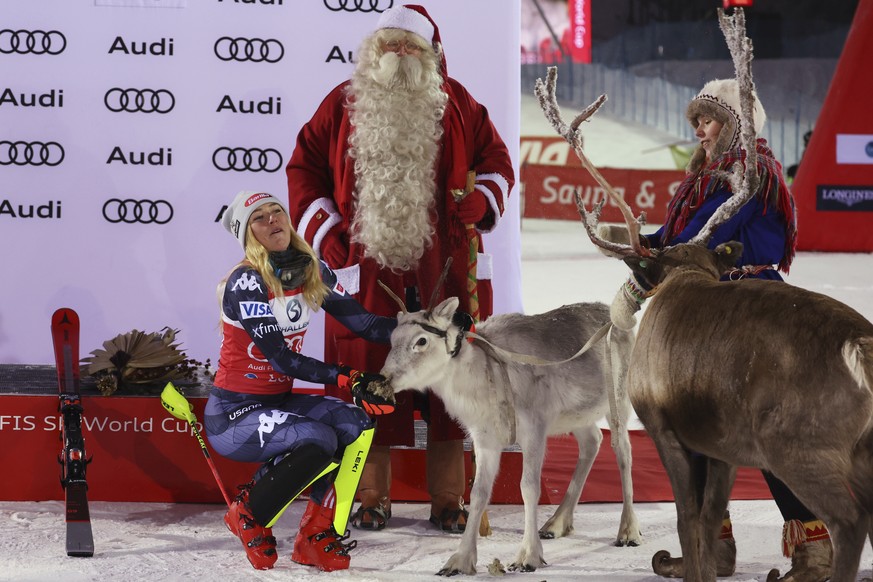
[3,498,872,581]
[4,97,873,581]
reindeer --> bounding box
[535,8,873,581]
[372,265,641,576]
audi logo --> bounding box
[0,141,64,166]
[214,37,284,63]
[323,0,393,12]
[104,88,175,114]
[212,147,283,173]
[102,199,174,224]
[0,29,66,55]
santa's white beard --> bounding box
[347,51,448,272]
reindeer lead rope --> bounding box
[466,321,613,367]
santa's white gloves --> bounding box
[610,276,648,330]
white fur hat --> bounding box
[376,4,439,46]
[221,190,288,250]
[686,78,766,153]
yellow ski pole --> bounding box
[160,382,233,507]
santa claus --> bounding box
[286,4,514,533]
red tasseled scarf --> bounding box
[662,139,798,273]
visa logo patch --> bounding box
[240,301,273,319]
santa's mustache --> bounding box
[371,52,426,90]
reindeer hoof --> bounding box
[539,531,555,540]
[652,550,684,577]
[766,568,782,582]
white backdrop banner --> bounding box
[0,0,522,373]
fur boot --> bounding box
[652,514,736,577]
[350,444,392,530]
[427,438,468,532]
[775,520,832,582]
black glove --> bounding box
[338,370,395,416]
[269,248,311,290]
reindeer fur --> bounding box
[627,241,873,582]
[380,297,640,576]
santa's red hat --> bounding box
[376,4,441,47]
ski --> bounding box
[51,307,94,557]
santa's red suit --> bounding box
[286,76,513,446]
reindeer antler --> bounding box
[378,280,408,314]
[534,67,649,258]
[690,7,760,246]
[377,257,455,315]
[426,257,454,312]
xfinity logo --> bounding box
[0,29,66,55]
[214,37,284,63]
[104,88,175,113]
[323,0,393,12]
[240,301,273,319]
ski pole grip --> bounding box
[160,382,196,424]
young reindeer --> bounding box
[374,262,641,576]
[536,10,873,582]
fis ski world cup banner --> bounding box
[0,0,522,377]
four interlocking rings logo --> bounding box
[102,199,174,224]
[0,29,66,55]
[214,37,284,63]
[0,141,65,166]
[323,0,393,12]
[104,88,175,114]
[213,147,283,173]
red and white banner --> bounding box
[520,136,582,166]
[521,164,686,223]
[567,0,592,64]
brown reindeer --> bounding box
[535,9,873,581]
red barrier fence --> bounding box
[1,393,771,504]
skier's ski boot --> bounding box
[224,481,278,570]
[291,494,356,572]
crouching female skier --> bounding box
[205,190,396,572]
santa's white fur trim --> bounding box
[377,6,434,45]
[298,197,340,258]
[476,252,493,280]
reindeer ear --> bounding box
[432,297,460,320]
[714,241,744,272]
[623,256,663,289]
